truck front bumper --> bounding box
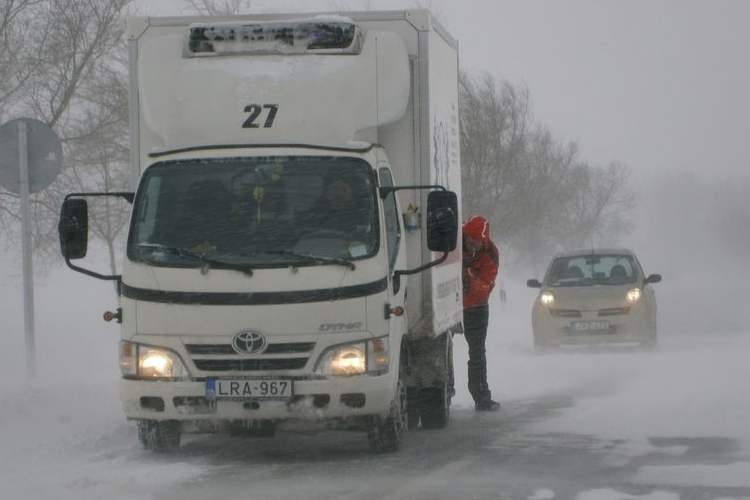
[120,372,396,429]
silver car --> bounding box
[527,248,661,350]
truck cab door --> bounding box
[378,167,407,326]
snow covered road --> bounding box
[2,274,749,499]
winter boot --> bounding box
[475,399,500,412]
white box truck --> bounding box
[58,10,462,452]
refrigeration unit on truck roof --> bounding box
[128,14,411,175]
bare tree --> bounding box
[0,0,133,277]
[49,64,131,276]
[459,71,635,273]
[555,161,635,250]
[505,126,578,271]
[183,0,252,15]
[459,72,531,222]
[0,0,42,118]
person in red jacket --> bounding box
[462,215,500,411]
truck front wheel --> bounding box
[368,379,407,453]
[137,419,182,451]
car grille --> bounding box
[598,307,631,316]
[185,342,315,372]
[551,307,631,318]
[550,309,582,318]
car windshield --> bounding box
[127,156,378,268]
[546,253,639,286]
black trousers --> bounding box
[464,304,492,404]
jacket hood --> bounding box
[463,215,491,243]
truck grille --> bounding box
[185,342,315,372]
[193,358,308,371]
[185,342,316,355]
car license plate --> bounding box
[206,378,293,400]
[570,320,611,333]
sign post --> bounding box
[19,121,36,378]
[0,118,63,380]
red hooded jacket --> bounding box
[462,216,500,310]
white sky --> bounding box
[137,0,750,178]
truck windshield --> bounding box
[127,156,378,269]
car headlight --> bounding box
[314,337,390,376]
[540,291,555,307]
[120,341,190,379]
[626,288,642,303]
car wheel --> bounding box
[641,335,658,351]
[533,337,557,353]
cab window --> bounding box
[378,167,401,273]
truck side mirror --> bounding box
[58,198,89,260]
[426,190,458,252]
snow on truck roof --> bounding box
[187,16,362,56]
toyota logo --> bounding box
[232,331,267,354]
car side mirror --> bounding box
[644,273,662,284]
[425,190,458,252]
[527,279,542,288]
[58,198,89,260]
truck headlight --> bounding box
[314,337,390,376]
[540,291,555,307]
[120,341,190,379]
[626,288,642,303]
[330,345,366,375]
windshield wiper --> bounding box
[265,250,356,270]
[136,243,253,275]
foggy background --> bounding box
[1,0,747,399]
[2,1,750,498]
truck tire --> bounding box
[406,388,420,430]
[368,379,406,453]
[419,332,452,429]
[418,384,449,429]
[137,419,182,451]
